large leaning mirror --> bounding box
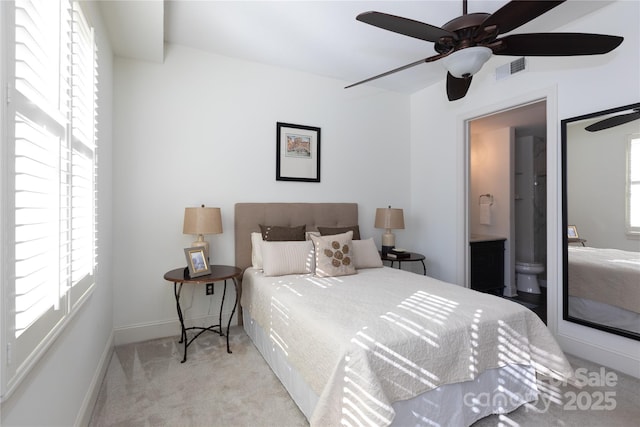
[561,102,640,340]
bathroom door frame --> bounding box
[458,88,558,329]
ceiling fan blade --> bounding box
[493,33,623,56]
[585,110,640,132]
[345,54,444,89]
[356,11,455,43]
[447,73,472,101]
[480,0,565,36]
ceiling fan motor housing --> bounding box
[435,13,492,54]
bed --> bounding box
[567,246,640,333]
[235,203,572,426]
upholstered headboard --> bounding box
[234,202,359,272]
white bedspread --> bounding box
[241,267,572,426]
[568,246,640,314]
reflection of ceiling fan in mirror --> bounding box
[347,0,623,101]
[585,108,640,132]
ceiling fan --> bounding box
[346,0,623,101]
[585,108,640,132]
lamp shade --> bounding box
[441,46,492,78]
[374,207,405,230]
[183,206,223,235]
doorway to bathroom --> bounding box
[467,100,547,323]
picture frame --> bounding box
[276,122,321,182]
[184,247,211,278]
[567,225,579,239]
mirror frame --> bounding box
[561,102,640,341]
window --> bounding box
[628,134,640,235]
[1,0,98,400]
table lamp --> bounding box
[183,205,223,260]
[374,206,404,255]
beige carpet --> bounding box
[89,326,639,426]
[89,327,307,426]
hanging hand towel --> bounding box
[480,203,491,225]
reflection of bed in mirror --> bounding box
[235,203,572,426]
[567,246,640,333]
[562,101,640,340]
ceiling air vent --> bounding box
[496,57,526,81]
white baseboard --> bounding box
[75,331,114,427]
[114,318,180,346]
[114,311,238,346]
[557,333,640,379]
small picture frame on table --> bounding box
[567,225,579,239]
[276,122,321,182]
[184,247,211,278]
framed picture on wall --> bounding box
[184,247,211,278]
[276,122,321,182]
[567,225,579,239]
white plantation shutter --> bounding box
[1,0,98,399]
[69,0,97,307]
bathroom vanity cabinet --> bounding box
[470,236,506,295]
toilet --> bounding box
[515,261,544,294]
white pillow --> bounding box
[352,238,383,269]
[261,240,315,277]
[305,231,321,240]
[310,231,357,278]
[251,232,264,269]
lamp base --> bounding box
[381,245,394,256]
[381,230,396,255]
[191,238,210,262]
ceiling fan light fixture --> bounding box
[441,46,492,78]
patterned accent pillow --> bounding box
[317,225,361,240]
[310,231,357,278]
[259,224,306,241]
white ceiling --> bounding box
[98,0,165,63]
[99,0,614,94]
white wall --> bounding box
[469,128,512,240]
[112,44,411,343]
[0,1,114,425]
[470,127,514,294]
[410,1,640,376]
[567,118,640,251]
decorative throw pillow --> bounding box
[261,241,315,276]
[250,232,264,269]
[352,238,383,269]
[317,225,361,240]
[310,231,357,278]
[259,224,306,241]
